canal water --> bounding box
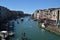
[9,17,60,40]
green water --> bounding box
[10,17,60,40]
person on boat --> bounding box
[21,32,27,40]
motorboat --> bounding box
[21,17,24,21]
[0,31,8,39]
[41,23,45,28]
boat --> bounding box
[9,25,14,29]
[9,26,13,28]
[21,17,24,21]
[0,31,8,39]
[41,23,45,28]
[8,31,14,36]
[1,38,6,40]
[16,19,19,24]
[21,32,27,40]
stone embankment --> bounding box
[40,22,60,35]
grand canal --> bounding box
[9,17,60,40]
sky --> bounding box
[0,0,60,14]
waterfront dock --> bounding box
[39,22,60,35]
[46,24,60,35]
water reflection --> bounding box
[8,17,60,40]
[41,29,45,32]
[16,20,19,24]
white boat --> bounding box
[41,23,45,28]
[1,38,5,40]
[0,31,8,39]
[21,18,24,21]
[8,31,14,36]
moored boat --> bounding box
[41,23,45,28]
[0,31,8,39]
[21,17,24,21]
[8,31,14,36]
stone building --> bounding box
[48,8,60,21]
[33,9,45,20]
[33,8,60,21]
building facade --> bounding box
[33,8,60,21]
